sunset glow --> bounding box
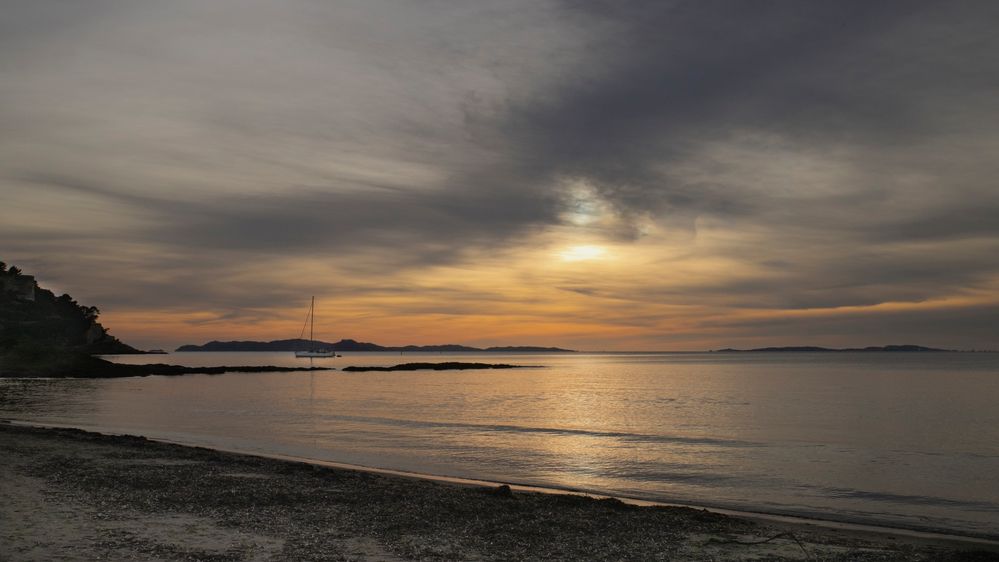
[3,2,998,352]
[558,245,607,262]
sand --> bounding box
[1,422,997,561]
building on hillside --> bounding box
[85,323,108,344]
[1,274,36,301]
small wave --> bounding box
[319,413,761,448]
[817,486,999,513]
[613,468,742,485]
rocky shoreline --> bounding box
[2,422,997,561]
[342,362,528,372]
[0,352,333,378]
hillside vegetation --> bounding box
[0,261,141,376]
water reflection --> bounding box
[3,351,999,538]
[0,377,102,420]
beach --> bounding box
[2,422,996,561]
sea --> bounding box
[2,351,998,539]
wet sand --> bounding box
[2,422,997,561]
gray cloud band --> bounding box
[2,0,998,345]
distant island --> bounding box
[712,345,951,353]
[177,339,575,353]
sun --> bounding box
[558,245,607,262]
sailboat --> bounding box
[295,296,336,358]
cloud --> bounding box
[702,302,999,351]
[510,1,999,217]
[2,0,999,348]
[486,1,999,313]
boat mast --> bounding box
[310,295,315,346]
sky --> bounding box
[2,1,998,351]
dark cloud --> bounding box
[507,1,999,214]
[18,169,556,265]
[486,0,999,314]
[3,0,999,347]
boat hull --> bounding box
[295,350,336,358]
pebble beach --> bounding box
[2,422,998,561]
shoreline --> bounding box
[9,419,999,546]
[3,421,997,561]
[171,443,999,547]
[0,350,337,378]
[8,419,999,547]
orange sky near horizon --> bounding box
[88,226,999,351]
[3,2,999,352]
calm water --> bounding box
[2,351,998,538]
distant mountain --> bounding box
[176,339,378,352]
[176,339,575,352]
[713,345,951,353]
[484,346,574,352]
[392,344,482,352]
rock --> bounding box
[491,485,513,498]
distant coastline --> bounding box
[711,345,952,353]
[176,338,575,353]
[173,341,976,353]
